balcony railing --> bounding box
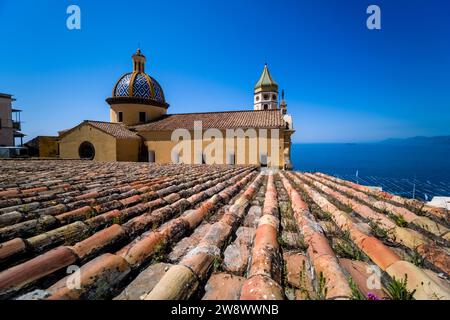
[12,121,21,130]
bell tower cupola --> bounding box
[254,64,279,111]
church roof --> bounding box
[87,121,141,139]
[254,64,278,93]
[132,109,286,131]
[59,120,140,140]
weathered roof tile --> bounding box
[0,160,449,300]
[132,109,286,131]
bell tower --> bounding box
[254,64,279,110]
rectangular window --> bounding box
[118,112,123,122]
[260,154,268,167]
[139,112,146,123]
[227,153,235,165]
[148,150,155,163]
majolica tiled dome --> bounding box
[107,49,168,108]
[113,72,165,103]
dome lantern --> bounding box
[132,48,146,73]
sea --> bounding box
[291,143,450,201]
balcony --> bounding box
[12,121,21,130]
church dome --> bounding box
[113,72,165,103]
[107,49,168,108]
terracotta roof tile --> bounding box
[0,160,449,300]
[59,121,140,140]
[132,109,286,131]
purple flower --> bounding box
[367,292,380,300]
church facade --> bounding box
[59,49,295,169]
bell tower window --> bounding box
[263,104,269,110]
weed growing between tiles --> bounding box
[304,173,450,277]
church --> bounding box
[58,49,295,169]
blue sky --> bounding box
[0,0,449,143]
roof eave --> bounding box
[254,85,279,93]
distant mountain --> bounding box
[380,136,450,145]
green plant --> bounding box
[341,229,351,241]
[319,211,332,221]
[151,241,167,263]
[112,216,120,225]
[277,235,288,248]
[349,277,365,300]
[387,212,408,227]
[297,237,309,251]
[315,272,328,300]
[369,220,389,239]
[212,256,223,271]
[333,239,364,261]
[85,209,96,219]
[297,260,312,300]
[279,202,292,219]
[385,275,416,300]
[410,248,425,267]
[282,262,288,284]
[283,221,298,233]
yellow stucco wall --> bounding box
[116,138,140,162]
[139,129,286,168]
[59,123,141,162]
[38,137,59,158]
[110,103,167,126]
[59,124,118,161]
[58,120,287,168]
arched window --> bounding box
[78,141,95,160]
[263,104,269,110]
